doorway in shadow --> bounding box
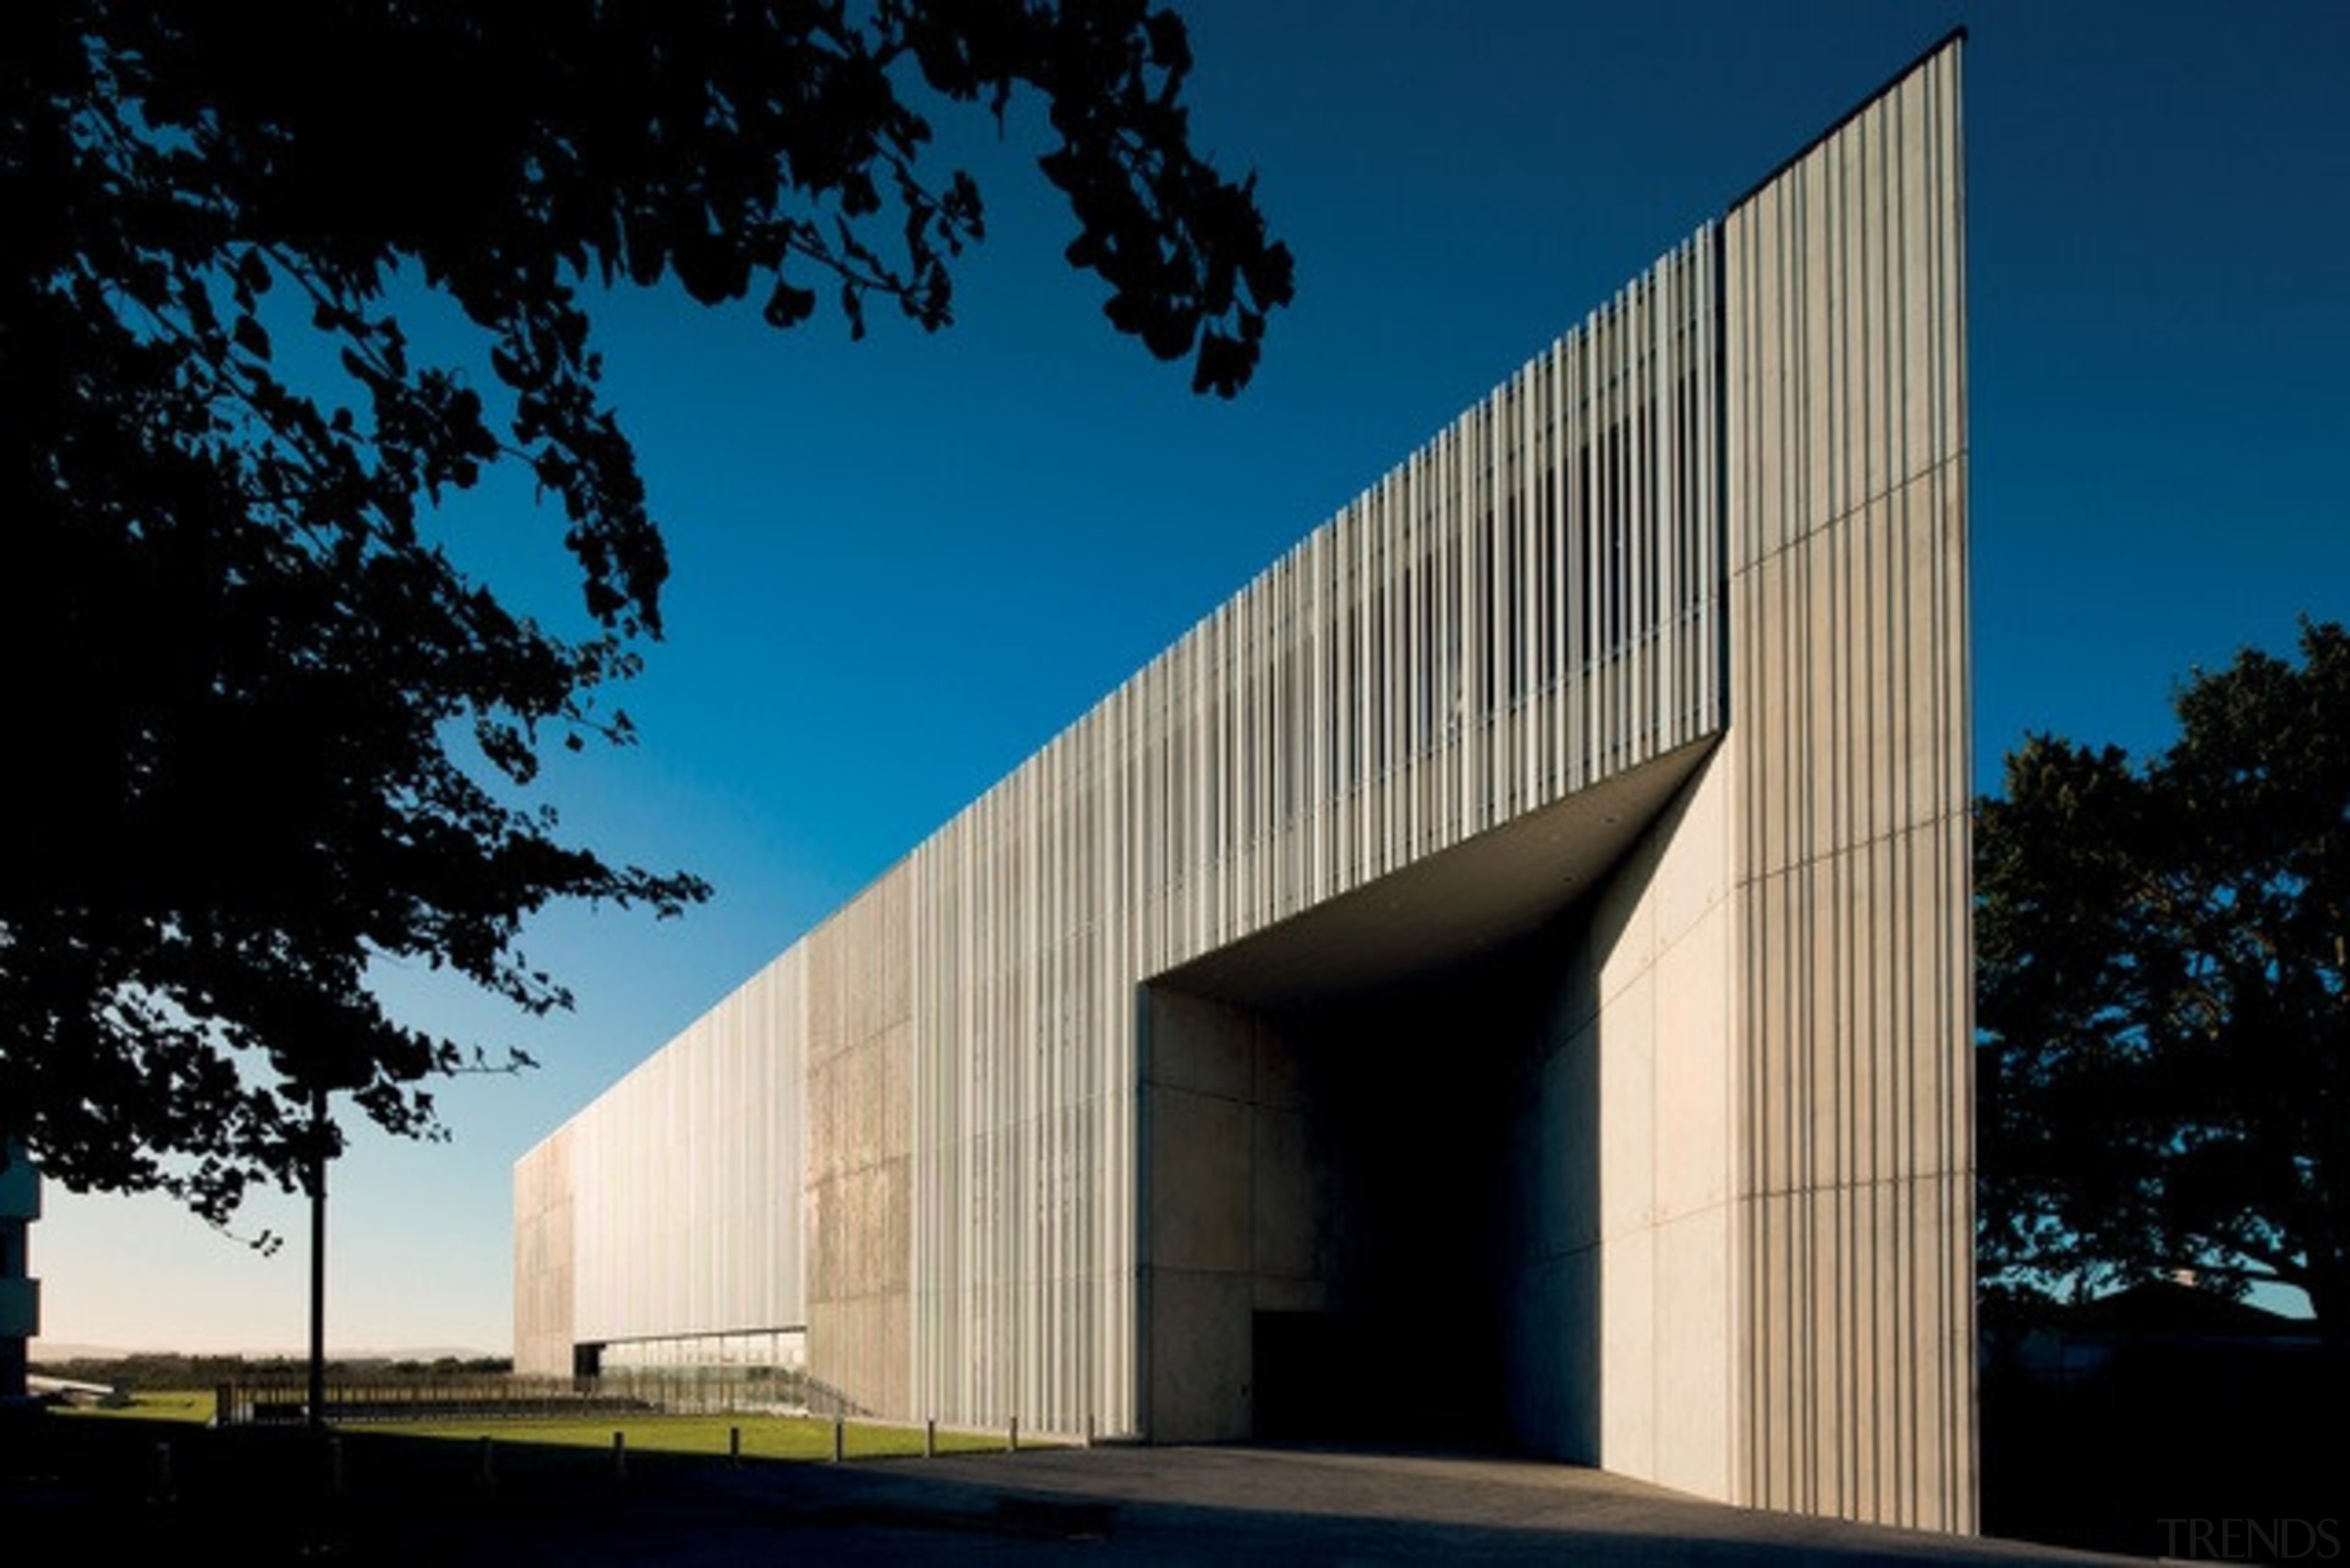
[1147,920,1598,1454]
[1253,944,1563,1450]
[1140,744,1708,1456]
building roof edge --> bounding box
[1725,25,1966,215]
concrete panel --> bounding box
[880,1020,913,1161]
[511,1125,576,1378]
[1652,756,1731,949]
[1251,1274,1330,1315]
[1505,1244,1601,1462]
[1721,38,1972,1529]
[809,1289,912,1418]
[1147,1083,1250,1276]
[1538,1022,1601,1257]
[1654,903,1731,1219]
[1517,731,1740,1498]
[1150,1268,1252,1441]
[1655,1203,1733,1499]
[806,1050,845,1184]
[1596,967,1656,1239]
[1150,989,1257,1101]
[1251,1106,1315,1281]
[1252,1025,1304,1111]
[1595,843,1659,1011]
[1599,1226,1656,1480]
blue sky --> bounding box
[36,1,2350,1353]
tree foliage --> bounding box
[1,0,1293,1226]
[1976,620,2349,1336]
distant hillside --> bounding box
[28,1350,510,1386]
[34,1342,498,1362]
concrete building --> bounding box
[517,34,1974,1531]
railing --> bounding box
[217,1368,826,1427]
[220,1375,647,1427]
[584,1366,826,1417]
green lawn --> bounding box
[13,1397,1068,1558]
[50,1389,216,1424]
[48,1391,1045,1462]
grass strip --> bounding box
[49,1390,216,1424]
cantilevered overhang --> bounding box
[1149,732,1718,1009]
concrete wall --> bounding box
[1146,972,1542,1448]
[1138,988,1281,1442]
[1502,745,1739,1495]
[511,1124,575,1376]
[513,942,810,1375]
[805,867,913,1417]
[897,227,1723,1438]
[522,213,1721,1420]
[1722,37,1974,1530]
[1134,744,1742,1477]
[515,36,1970,1530]
[1131,35,1972,1528]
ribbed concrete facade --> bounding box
[517,37,1971,1530]
[1725,38,1972,1522]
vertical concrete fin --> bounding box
[1722,33,1972,1531]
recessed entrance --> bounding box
[1140,740,1713,1452]
[1240,953,1535,1448]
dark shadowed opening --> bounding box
[1143,738,1714,1453]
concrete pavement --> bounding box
[385,1443,2139,1565]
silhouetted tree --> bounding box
[1976,619,2349,1339]
[1,1,1292,1227]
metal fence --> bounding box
[218,1370,824,1428]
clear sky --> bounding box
[34,0,2349,1355]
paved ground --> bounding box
[387,1442,2142,1564]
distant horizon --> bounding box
[29,1341,506,1363]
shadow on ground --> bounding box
[4,1412,2141,1565]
